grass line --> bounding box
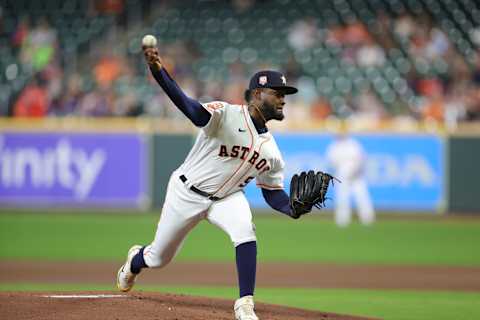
[1,213,480,265]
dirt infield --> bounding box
[2,260,480,291]
[2,260,479,320]
[0,291,376,320]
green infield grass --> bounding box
[1,211,480,265]
[0,283,479,320]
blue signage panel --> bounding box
[245,133,444,212]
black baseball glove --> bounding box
[289,170,335,219]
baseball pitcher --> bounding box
[116,41,334,320]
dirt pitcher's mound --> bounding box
[0,291,377,320]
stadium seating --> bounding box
[1,0,479,117]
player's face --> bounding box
[260,89,286,121]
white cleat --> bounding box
[234,295,259,320]
[116,245,142,292]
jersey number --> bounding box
[239,176,254,188]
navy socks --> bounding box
[235,241,257,297]
[130,247,147,274]
[130,242,257,296]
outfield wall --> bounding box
[0,119,477,213]
[151,134,193,208]
[448,135,480,213]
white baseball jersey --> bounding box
[326,137,366,181]
[177,101,285,199]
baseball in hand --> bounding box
[142,35,157,47]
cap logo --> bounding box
[281,75,287,85]
[259,76,268,85]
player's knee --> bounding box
[233,235,257,247]
[230,223,256,247]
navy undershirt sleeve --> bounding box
[150,67,211,127]
[261,188,292,217]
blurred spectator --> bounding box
[410,25,450,62]
[374,10,395,50]
[425,28,449,60]
[95,0,124,14]
[394,12,416,39]
[49,74,83,116]
[231,0,255,14]
[444,85,467,129]
[12,16,29,48]
[20,17,58,71]
[327,20,371,47]
[43,64,63,103]
[114,92,143,116]
[470,26,480,47]
[283,55,303,81]
[326,24,345,46]
[94,54,123,89]
[343,21,371,46]
[13,75,49,117]
[144,91,171,117]
[450,53,471,85]
[295,76,317,107]
[421,95,444,122]
[465,87,480,121]
[357,41,386,67]
[288,18,318,51]
[472,53,480,85]
[78,88,112,117]
[354,88,387,120]
[310,97,332,120]
[415,77,444,98]
[224,81,245,105]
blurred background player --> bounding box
[326,132,375,227]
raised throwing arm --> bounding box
[143,46,211,127]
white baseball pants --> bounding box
[334,177,375,227]
[143,171,257,268]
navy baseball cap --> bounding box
[248,70,298,95]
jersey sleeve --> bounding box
[201,101,229,136]
[256,158,285,190]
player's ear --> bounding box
[244,90,251,102]
[249,89,261,101]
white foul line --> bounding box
[42,294,128,299]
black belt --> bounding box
[179,175,221,201]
